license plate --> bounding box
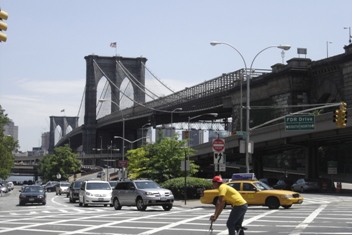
[98,198,104,201]
[29,198,34,201]
[160,197,166,201]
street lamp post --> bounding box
[211,41,290,173]
[184,112,218,205]
[171,108,182,128]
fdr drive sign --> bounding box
[285,115,315,131]
[212,138,225,152]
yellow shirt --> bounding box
[218,183,247,206]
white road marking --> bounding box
[289,204,327,235]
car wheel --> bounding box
[83,197,88,207]
[59,191,61,195]
[79,201,82,206]
[56,191,58,195]
[282,205,292,209]
[162,204,173,211]
[136,198,147,211]
[113,198,122,210]
[69,197,74,203]
[266,197,280,209]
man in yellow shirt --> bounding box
[210,175,248,235]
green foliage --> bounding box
[38,145,81,181]
[160,177,213,200]
[126,135,199,183]
[0,106,18,180]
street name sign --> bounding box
[285,115,315,131]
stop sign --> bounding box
[212,138,225,152]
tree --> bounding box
[0,106,18,180]
[38,145,81,182]
[126,134,199,182]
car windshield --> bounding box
[253,181,272,190]
[86,183,111,190]
[135,181,160,189]
[61,183,70,187]
[73,182,83,188]
[24,186,43,192]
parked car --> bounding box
[259,178,279,187]
[68,181,83,203]
[272,179,294,190]
[111,179,174,211]
[79,181,112,207]
[200,177,303,209]
[1,183,8,193]
[56,181,71,195]
[291,178,320,192]
[19,185,46,206]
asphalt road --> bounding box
[1,185,352,235]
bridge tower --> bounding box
[82,55,147,154]
[48,116,79,153]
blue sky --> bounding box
[1,0,351,151]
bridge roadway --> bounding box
[55,68,266,152]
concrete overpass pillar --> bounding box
[305,142,319,178]
[252,152,264,179]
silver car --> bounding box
[111,179,174,211]
[291,178,320,192]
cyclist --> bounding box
[209,175,248,235]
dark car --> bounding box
[69,181,84,203]
[97,172,105,178]
[259,178,278,187]
[45,183,57,192]
[273,179,294,190]
[316,178,335,192]
[19,185,46,206]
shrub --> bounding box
[160,177,213,200]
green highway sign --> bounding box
[285,115,315,131]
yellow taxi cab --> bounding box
[200,173,303,209]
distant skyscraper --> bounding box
[41,132,50,152]
[3,119,18,142]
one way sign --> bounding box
[214,152,225,164]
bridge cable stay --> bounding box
[142,62,177,95]
[92,59,223,115]
[117,61,165,102]
[77,86,86,119]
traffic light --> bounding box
[333,109,340,127]
[0,9,8,42]
[339,102,347,128]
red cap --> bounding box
[212,176,222,183]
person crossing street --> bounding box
[209,175,248,235]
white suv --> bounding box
[79,181,112,207]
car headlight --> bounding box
[37,195,44,199]
[144,192,154,195]
[280,194,292,199]
[19,194,27,199]
[86,191,93,196]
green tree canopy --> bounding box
[38,145,81,182]
[126,134,199,182]
[0,106,18,180]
